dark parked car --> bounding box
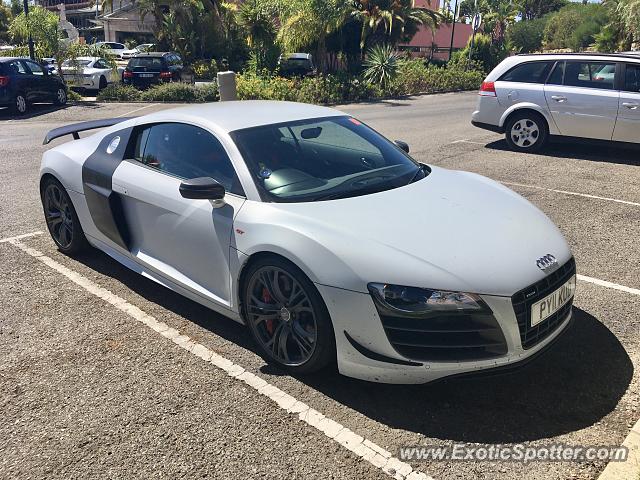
[122,52,184,89]
[278,53,316,78]
[0,57,67,115]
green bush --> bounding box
[507,17,548,53]
[97,84,142,102]
[387,59,484,97]
[192,59,218,80]
[97,82,218,103]
[141,82,201,102]
[67,89,83,102]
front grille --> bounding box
[512,257,576,350]
[379,312,508,362]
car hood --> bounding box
[243,166,572,297]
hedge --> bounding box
[97,82,218,102]
[95,60,483,104]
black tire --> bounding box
[53,87,67,106]
[99,76,108,90]
[241,256,336,374]
[504,111,548,153]
[11,93,27,115]
[41,177,88,255]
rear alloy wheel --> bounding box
[41,177,87,255]
[505,112,548,153]
[242,258,335,374]
[54,87,67,106]
[12,93,27,115]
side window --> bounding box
[8,60,27,75]
[135,123,244,196]
[25,61,44,76]
[500,61,553,84]
[95,60,107,69]
[563,62,616,90]
[547,61,564,85]
[624,64,640,93]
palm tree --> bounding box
[237,0,276,49]
[351,0,441,52]
[274,0,353,71]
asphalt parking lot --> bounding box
[1,93,638,480]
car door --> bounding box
[612,63,640,144]
[9,60,35,102]
[543,60,620,140]
[111,122,246,306]
[22,60,51,101]
[94,59,112,83]
[494,60,555,113]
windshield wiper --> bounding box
[313,184,394,201]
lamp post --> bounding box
[22,0,35,60]
[448,0,459,61]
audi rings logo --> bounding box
[536,254,558,273]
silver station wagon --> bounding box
[471,53,640,152]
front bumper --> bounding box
[317,284,573,384]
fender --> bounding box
[498,102,560,135]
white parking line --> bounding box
[116,103,159,118]
[578,275,640,296]
[502,181,640,207]
[450,139,488,145]
[0,231,43,243]
[4,237,432,480]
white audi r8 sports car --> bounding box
[40,101,576,384]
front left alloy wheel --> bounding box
[242,257,336,374]
[41,177,87,255]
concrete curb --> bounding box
[597,419,640,480]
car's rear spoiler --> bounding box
[43,117,134,145]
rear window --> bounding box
[127,57,164,69]
[500,61,554,84]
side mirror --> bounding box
[179,177,225,200]
[394,140,410,154]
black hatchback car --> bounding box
[0,58,67,115]
[122,52,184,89]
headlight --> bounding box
[367,283,487,315]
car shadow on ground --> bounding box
[72,248,633,444]
[486,139,640,167]
[0,101,101,120]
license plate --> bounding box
[138,73,154,78]
[530,275,576,327]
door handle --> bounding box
[622,102,639,110]
[551,95,567,103]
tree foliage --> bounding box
[506,16,548,53]
[543,3,609,51]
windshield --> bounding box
[231,116,428,203]
[62,59,91,67]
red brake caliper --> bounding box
[262,287,275,335]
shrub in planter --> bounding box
[96,84,142,102]
[236,74,297,101]
[140,82,217,102]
